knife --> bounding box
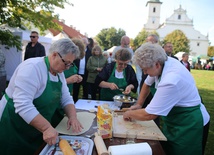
[114,108,129,112]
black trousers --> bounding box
[73,74,88,103]
[0,75,6,99]
[202,121,210,155]
[88,83,100,100]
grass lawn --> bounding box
[191,69,214,155]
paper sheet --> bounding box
[75,99,120,112]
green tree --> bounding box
[163,30,190,54]
[95,27,126,49]
[132,29,159,51]
[208,46,214,56]
[0,0,71,50]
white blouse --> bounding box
[0,57,74,124]
[145,57,210,125]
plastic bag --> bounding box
[97,104,113,139]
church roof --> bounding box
[146,0,162,6]
[165,5,193,26]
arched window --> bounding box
[178,15,181,19]
[153,7,156,13]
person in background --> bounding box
[103,50,111,63]
[24,31,46,60]
[163,42,178,60]
[95,48,138,101]
[73,37,92,102]
[180,52,191,71]
[124,42,210,155]
[87,38,95,98]
[0,38,83,155]
[0,49,6,99]
[111,35,134,64]
[88,38,94,52]
[65,38,85,94]
[145,34,159,44]
[87,45,107,100]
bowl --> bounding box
[113,94,136,104]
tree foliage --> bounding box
[163,29,190,55]
[0,0,70,50]
[208,46,214,56]
[95,27,126,49]
[131,29,159,51]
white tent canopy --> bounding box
[45,31,69,43]
[107,46,117,53]
[175,52,185,60]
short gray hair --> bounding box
[146,34,159,43]
[115,48,132,61]
[133,42,167,68]
[49,38,80,58]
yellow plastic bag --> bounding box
[97,104,113,139]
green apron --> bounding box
[0,57,62,155]
[161,105,203,155]
[150,83,156,95]
[100,64,127,101]
[64,64,78,93]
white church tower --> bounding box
[144,0,162,31]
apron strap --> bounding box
[4,93,9,101]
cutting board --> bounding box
[113,114,167,141]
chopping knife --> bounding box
[113,108,129,112]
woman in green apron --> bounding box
[64,37,85,94]
[95,48,138,101]
[0,38,83,155]
[123,43,210,155]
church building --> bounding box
[144,0,209,57]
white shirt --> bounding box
[145,57,210,125]
[0,57,74,124]
[135,64,142,95]
[78,56,85,74]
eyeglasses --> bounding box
[30,36,38,38]
[57,53,74,67]
[117,61,129,67]
[118,63,128,67]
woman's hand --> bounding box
[97,67,103,72]
[109,83,119,90]
[43,126,58,145]
[66,74,82,84]
[123,84,134,95]
[67,117,83,133]
[130,104,142,110]
[76,75,83,83]
[123,110,132,121]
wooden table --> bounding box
[83,114,165,155]
[35,110,165,155]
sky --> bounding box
[55,0,214,45]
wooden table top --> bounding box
[35,110,165,155]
